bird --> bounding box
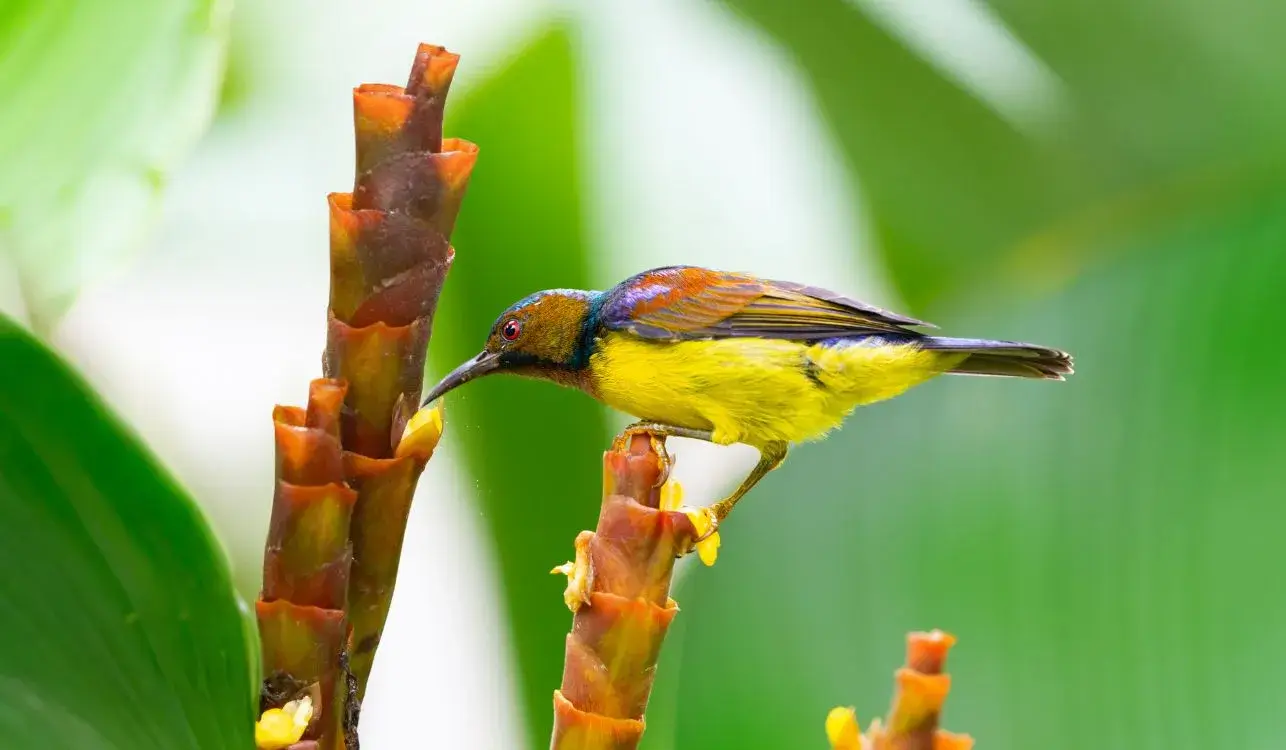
[420,265,1072,536]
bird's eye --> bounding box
[500,319,521,341]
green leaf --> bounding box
[434,25,610,749]
[0,313,257,748]
[670,179,1286,749]
[0,0,230,330]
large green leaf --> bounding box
[433,25,610,748]
[0,0,230,329]
[667,179,1286,750]
[0,314,257,748]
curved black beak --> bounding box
[420,350,501,407]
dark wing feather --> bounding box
[599,265,934,341]
[764,279,935,329]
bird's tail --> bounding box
[920,336,1074,380]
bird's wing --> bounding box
[599,266,935,341]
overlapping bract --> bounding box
[326,43,473,698]
[551,436,699,750]
[826,631,973,750]
[259,380,354,750]
[257,43,473,749]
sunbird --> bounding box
[422,265,1072,534]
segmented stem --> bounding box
[550,435,698,750]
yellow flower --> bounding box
[255,695,313,750]
[659,479,721,566]
[825,706,862,750]
[658,477,683,512]
[684,508,721,566]
[550,530,595,612]
[396,400,445,459]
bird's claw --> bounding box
[652,438,674,487]
[612,425,675,487]
[680,505,721,566]
[660,479,717,565]
[692,508,720,544]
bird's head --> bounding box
[420,288,598,406]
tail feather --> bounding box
[920,336,1074,380]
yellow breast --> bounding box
[587,332,958,447]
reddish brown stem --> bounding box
[257,600,348,749]
[321,44,476,701]
[258,379,354,750]
[257,42,474,748]
[551,435,698,750]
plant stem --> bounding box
[323,44,476,700]
[829,630,974,750]
[258,379,355,750]
[257,42,475,748]
[871,630,973,750]
[550,434,698,750]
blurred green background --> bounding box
[3,0,1284,748]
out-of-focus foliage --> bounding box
[716,0,1286,310]
[0,0,230,328]
[663,2,1286,749]
[431,24,611,748]
[673,180,1286,750]
[713,0,1095,310]
[0,313,258,748]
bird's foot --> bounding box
[692,440,789,538]
[612,421,689,487]
[693,506,721,543]
[550,530,595,613]
[679,492,737,550]
[684,505,722,566]
[651,436,674,486]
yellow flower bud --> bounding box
[825,706,861,750]
[659,478,684,511]
[255,695,313,750]
[682,507,721,567]
[551,530,595,612]
[396,400,445,459]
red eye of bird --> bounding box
[501,319,521,341]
